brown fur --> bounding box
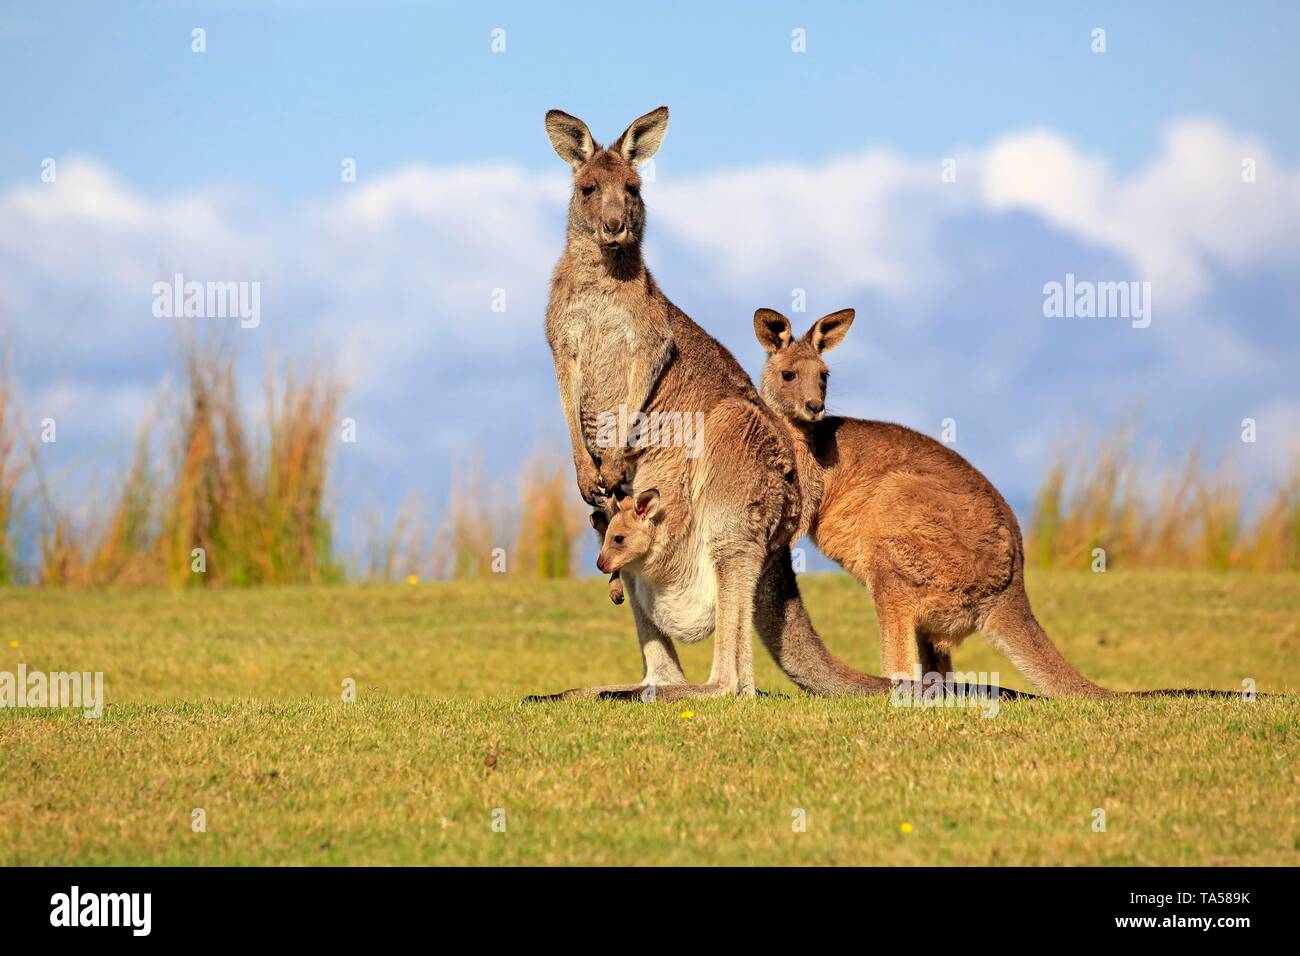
[756,308,1112,697]
[595,490,661,576]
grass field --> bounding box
[2,571,1297,866]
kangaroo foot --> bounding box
[596,682,752,702]
[894,677,1039,701]
[523,683,652,703]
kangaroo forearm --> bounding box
[550,354,579,437]
[551,351,593,460]
[596,337,674,478]
[624,336,674,421]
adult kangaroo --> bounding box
[533,106,916,702]
[754,306,1110,697]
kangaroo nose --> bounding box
[805,400,824,415]
[602,218,623,236]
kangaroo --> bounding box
[595,489,663,582]
[755,307,1113,697]
[542,108,675,505]
[535,107,911,702]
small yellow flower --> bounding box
[7,640,16,649]
[900,822,913,834]
[406,574,419,586]
[679,710,695,719]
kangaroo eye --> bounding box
[820,372,828,383]
[613,535,624,544]
[580,185,596,197]
[781,371,796,382]
[626,184,639,197]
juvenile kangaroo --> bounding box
[755,307,1113,697]
[593,488,749,658]
[535,107,908,702]
[595,489,664,582]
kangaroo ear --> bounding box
[754,309,792,353]
[634,488,661,520]
[805,309,855,353]
[613,106,669,166]
[545,110,596,168]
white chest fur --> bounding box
[630,549,717,645]
[558,294,641,355]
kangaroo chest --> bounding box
[786,426,826,542]
[630,551,717,645]
[556,292,651,445]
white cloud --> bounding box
[652,151,957,298]
[1,118,1297,515]
[979,120,1300,306]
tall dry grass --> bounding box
[27,339,344,587]
[430,453,506,579]
[86,431,158,586]
[1028,429,1300,571]
[418,449,587,580]
[0,353,21,585]
[13,336,1294,585]
[5,326,590,588]
[353,493,432,582]
[511,451,587,578]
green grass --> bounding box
[1,571,1297,865]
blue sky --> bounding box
[5,2,1299,193]
[1,1,1298,568]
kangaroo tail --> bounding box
[983,584,1263,699]
[1124,688,1261,699]
[752,551,1025,699]
[982,584,1113,698]
[752,549,894,696]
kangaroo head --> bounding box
[545,107,668,251]
[755,308,855,424]
[595,489,661,574]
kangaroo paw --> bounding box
[523,683,650,703]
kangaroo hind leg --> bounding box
[877,595,921,682]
